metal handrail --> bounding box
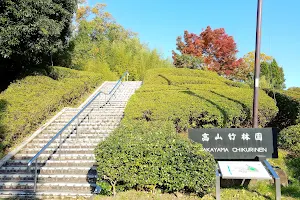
[27,71,129,192]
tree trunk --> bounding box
[112,183,116,196]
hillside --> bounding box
[123,68,278,131]
[95,68,300,199]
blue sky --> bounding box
[90,0,300,88]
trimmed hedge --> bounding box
[95,121,215,196]
[266,90,300,130]
[123,68,278,131]
[265,89,300,155]
[279,124,300,155]
[0,67,102,157]
[283,90,300,101]
[287,87,300,95]
[95,68,278,196]
[143,68,224,85]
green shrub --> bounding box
[283,90,300,101]
[279,124,300,154]
[80,59,118,81]
[0,67,102,157]
[266,90,300,129]
[143,68,224,85]
[95,121,215,196]
[172,53,203,69]
[287,87,300,94]
[286,157,300,182]
[48,66,91,80]
[224,79,250,88]
[123,68,278,131]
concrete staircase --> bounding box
[0,81,142,198]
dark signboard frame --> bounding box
[188,128,278,160]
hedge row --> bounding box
[280,90,300,155]
[95,121,215,196]
[143,68,250,88]
[0,67,102,157]
[288,87,300,93]
[266,90,300,130]
[265,89,300,155]
[123,68,278,132]
[95,68,278,196]
[143,68,224,85]
[279,124,300,155]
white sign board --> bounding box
[218,161,272,179]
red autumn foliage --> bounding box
[173,26,243,76]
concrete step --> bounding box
[13,153,95,161]
[0,182,96,193]
[45,125,119,131]
[64,107,126,111]
[25,142,99,149]
[31,137,106,144]
[0,190,93,198]
[41,130,114,136]
[61,110,125,115]
[0,166,97,175]
[20,148,95,155]
[35,132,110,139]
[0,173,97,183]
[50,122,120,126]
[55,116,122,120]
[64,106,127,113]
[57,115,123,120]
[31,136,108,144]
[54,116,123,122]
[57,114,124,120]
[5,159,96,168]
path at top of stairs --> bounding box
[0,81,142,198]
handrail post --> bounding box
[59,133,62,160]
[99,95,101,108]
[76,117,79,138]
[34,159,38,192]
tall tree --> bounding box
[230,59,252,81]
[243,51,273,78]
[71,3,171,80]
[0,0,77,85]
[173,26,243,76]
[260,59,285,89]
[172,53,203,69]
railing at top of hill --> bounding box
[27,71,129,192]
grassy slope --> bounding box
[0,67,103,158]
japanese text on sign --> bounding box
[189,128,278,160]
[202,132,263,141]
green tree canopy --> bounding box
[71,3,172,80]
[172,53,203,69]
[260,59,285,89]
[0,0,77,70]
